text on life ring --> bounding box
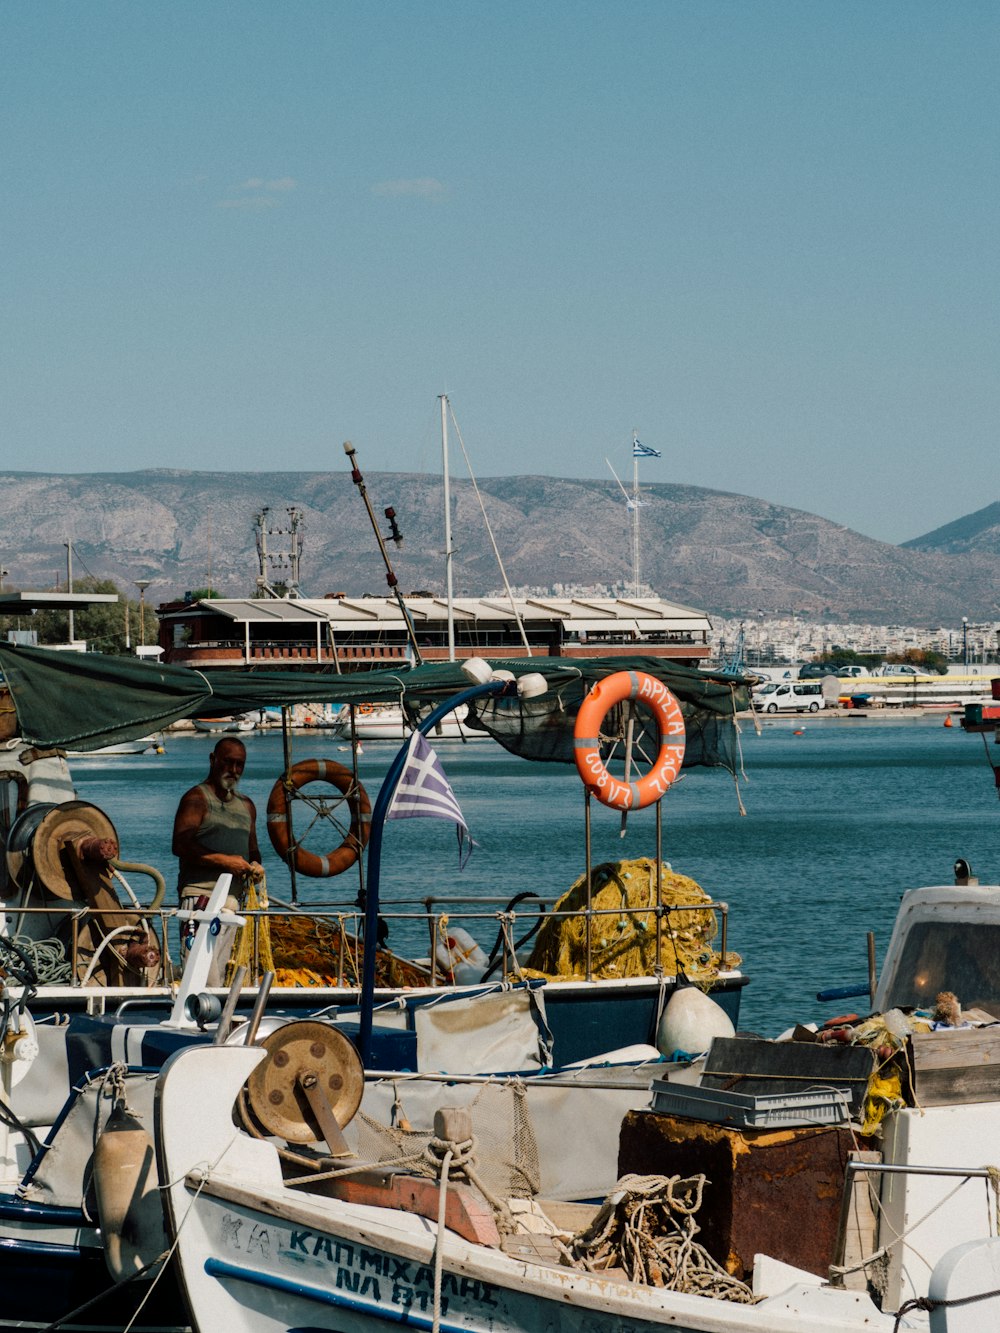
[573,671,686,810]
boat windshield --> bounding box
[882,920,1000,1014]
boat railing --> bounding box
[828,1159,1000,1291]
[5,897,732,989]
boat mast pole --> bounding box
[440,394,455,662]
[343,441,423,666]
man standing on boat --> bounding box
[172,738,264,985]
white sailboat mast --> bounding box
[631,431,641,597]
[440,393,455,661]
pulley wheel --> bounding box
[243,1020,364,1144]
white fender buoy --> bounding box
[92,1101,167,1280]
[657,986,735,1058]
[435,927,489,984]
[1,1011,39,1088]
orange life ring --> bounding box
[573,671,686,810]
[266,760,371,877]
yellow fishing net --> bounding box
[523,858,738,984]
[847,1011,931,1134]
[227,877,275,984]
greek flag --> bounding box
[632,438,661,459]
[387,731,475,864]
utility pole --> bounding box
[255,506,304,598]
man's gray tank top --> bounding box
[177,782,253,897]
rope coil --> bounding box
[564,1172,756,1303]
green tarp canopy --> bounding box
[0,643,749,771]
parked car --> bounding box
[752,681,826,713]
[798,663,837,679]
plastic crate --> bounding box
[649,1079,852,1128]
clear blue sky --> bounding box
[4,2,997,544]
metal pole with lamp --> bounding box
[962,617,969,669]
[135,581,151,653]
[357,660,548,1063]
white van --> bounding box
[751,681,825,713]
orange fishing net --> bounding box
[263,910,432,989]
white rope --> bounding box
[566,1172,755,1302]
[448,404,532,657]
[110,867,143,911]
[830,1172,987,1280]
[6,934,70,984]
[431,1146,453,1333]
[79,924,146,987]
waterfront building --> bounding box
[156,593,713,671]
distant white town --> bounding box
[513,584,1000,670]
[710,615,1000,670]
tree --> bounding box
[888,648,949,675]
[816,648,882,670]
[32,578,128,652]
[0,578,155,654]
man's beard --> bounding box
[218,774,239,798]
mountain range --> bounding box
[1,470,997,625]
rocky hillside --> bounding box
[0,469,996,624]
[902,501,1000,556]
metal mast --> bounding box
[631,432,641,597]
[440,393,455,661]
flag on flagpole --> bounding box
[632,438,661,459]
[386,731,475,865]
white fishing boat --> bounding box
[156,1029,1000,1329]
[154,872,1000,1333]
[5,645,1000,1322]
[333,699,488,741]
[67,733,165,756]
[191,713,259,734]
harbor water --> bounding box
[68,716,1000,1037]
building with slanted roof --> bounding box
[156,593,712,671]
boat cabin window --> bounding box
[882,920,1000,1015]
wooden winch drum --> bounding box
[3,802,58,900]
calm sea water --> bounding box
[68,717,1000,1036]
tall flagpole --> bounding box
[440,394,455,662]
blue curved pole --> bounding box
[358,677,517,1063]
